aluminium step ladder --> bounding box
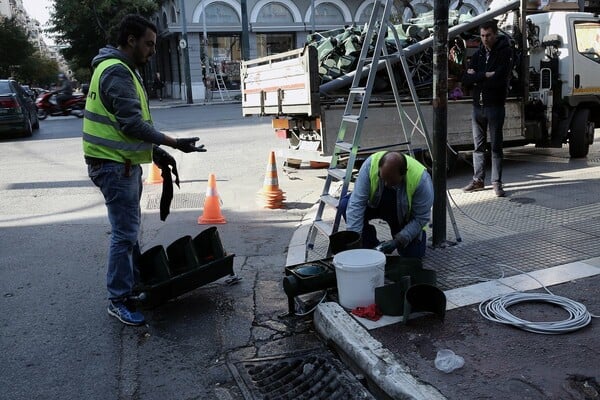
[306,0,461,253]
[214,70,231,101]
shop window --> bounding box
[203,34,242,90]
[257,3,294,23]
[256,33,296,57]
[314,3,344,25]
[204,2,240,25]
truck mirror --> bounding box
[542,34,562,47]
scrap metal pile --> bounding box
[306,9,478,98]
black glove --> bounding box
[152,146,180,221]
[374,239,398,254]
[174,137,207,153]
[153,145,175,168]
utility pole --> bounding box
[311,0,316,33]
[241,0,250,60]
[431,0,449,247]
[179,0,193,104]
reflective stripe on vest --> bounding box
[368,151,426,214]
[82,58,153,164]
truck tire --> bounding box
[569,108,592,158]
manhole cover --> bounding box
[228,351,374,400]
[509,197,536,204]
[145,192,204,210]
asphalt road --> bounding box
[0,105,327,400]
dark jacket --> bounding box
[57,79,73,95]
[462,34,512,107]
[90,46,166,144]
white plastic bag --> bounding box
[434,349,465,373]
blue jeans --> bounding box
[88,161,143,301]
[472,105,504,184]
[339,191,427,258]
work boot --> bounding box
[462,180,484,193]
[493,182,506,197]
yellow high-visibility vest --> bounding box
[368,151,426,215]
[82,58,153,164]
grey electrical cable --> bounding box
[478,264,596,334]
[479,292,592,334]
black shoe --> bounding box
[462,180,484,192]
[493,182,506,197]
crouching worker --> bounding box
[339,151,433,257]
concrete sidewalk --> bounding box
[286,141,600,399]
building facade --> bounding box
[151,0,501,100]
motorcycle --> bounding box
[36,92,86,120]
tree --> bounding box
[20,53,60,87]
[0,17,35,78]
[48,0,158,72]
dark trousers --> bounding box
[339,189,426,258]
[472,105,504,183]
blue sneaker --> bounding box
[107,301,145,326]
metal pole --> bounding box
[241,0,250,60]
[179,0,193,104]
[431,0,448,247]
[312,0,316,33]
[202,0,208,77]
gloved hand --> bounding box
[174,137,207,153]
[374,239,398,254]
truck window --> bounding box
[574,22,600,62]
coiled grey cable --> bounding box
[479,292,592,334]
[478,264,596,334]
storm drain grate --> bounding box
[144,192,204,210]
[228,351,374,400]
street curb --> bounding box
[285,202,319,267]
[314,302,447,400]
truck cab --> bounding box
[526,11,600,157]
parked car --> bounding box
[0,79,40,137]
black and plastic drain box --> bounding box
[135,226,235,308]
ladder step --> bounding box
[328,168,346,181]
[349,87,366,95]
[335,141,355,152]
[320,194,339,208]
[313,220,333,237]
[342,115,362,123]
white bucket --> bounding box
[333,249,386,309]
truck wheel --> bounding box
[569,108,592,158]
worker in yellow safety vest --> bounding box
[83,14,206,326]
[339,151,434,257]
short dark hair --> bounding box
[117,14,157,47]
[480,20,498,34]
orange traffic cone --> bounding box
[145,163,163,184]
[198,173,226,224]
[257,151,285,209]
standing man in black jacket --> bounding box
[462,20,512,197]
